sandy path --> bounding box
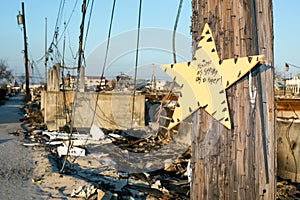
[0,94,45,199]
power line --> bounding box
[83,0,95,51]
[60,0,88,174]
[50,0,65,47]
[90,0,117,129]
[100,0,117,78]
[58,0,79,43]
[172,0,183,64]
[131,0,143,128]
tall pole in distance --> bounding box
[284,68,286,96]
[44,17,47,90]
[151,63,155,94]
[17,2,30,96]
[77,0,87,92]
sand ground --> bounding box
[0,94,87,199]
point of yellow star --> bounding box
[161,23,263,130]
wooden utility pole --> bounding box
[17,2,30,96]
[77,0,87,92]
[190,0,275,199]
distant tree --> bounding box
[0,59,13,82]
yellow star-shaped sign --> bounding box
[161,23,263,130]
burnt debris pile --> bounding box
[14,91,191,199]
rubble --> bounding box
[97,189,106,199]
[277,179,300,199]
[71,184,97,198]
[42,131,89,140]
[16,88,297,199]
[90,124,106,140]
[16,88,190,199]
[57,145,86,157]
[20,118,191,199]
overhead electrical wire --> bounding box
[131,0,143,128]
[62,22,67,68]
[61,0,96,169]
[50,0,65,50]
[83,0,95,51]
[90,0,117,127]
[61,26,71,126]
[172,0,183,64]
[100,0,117,78]
[47,0,79,68]
[156,0,184,126]
[58,0,79,43]
[59,0,185,171]
[79,0,94,72]
[68,29,78,60]
[28,49,45,83]
[61,0,88,173]
[60,0,95,173]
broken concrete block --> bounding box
[90,124,105,140]
[97,189,105,199]
[108,133,123,139]
[117,171,129,179]
[57,145,85,157]
[71,185,97,198]
[151,180,161,190]
[45,141,64,145]
[71,186,85,197]
[23,143,40,147]
[64,140,86,146]
[32,129,43,135]
[43,131,89,140]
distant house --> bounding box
[116,73,131,81]
[286,76,300,95]
[115,73,133,91]
[84,76,105,91]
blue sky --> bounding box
[0,0,298,81]
[273,0,300,77]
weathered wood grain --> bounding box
[190,0,275,199]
